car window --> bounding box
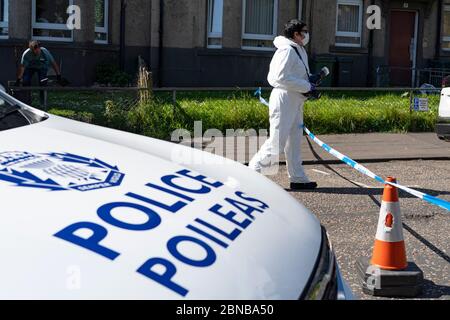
[0,98,31,132]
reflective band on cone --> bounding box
[371,177,408,271]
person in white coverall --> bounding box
[250,20,318,190]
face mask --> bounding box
[302,32,310,46]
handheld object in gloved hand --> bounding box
[305,88,322,100]
[309,67,330,86]
[56,75,70,87]
[305,66,330,100]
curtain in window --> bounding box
[244,0,275,35]
[337,4,359,33]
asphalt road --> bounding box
[267,160,450,300]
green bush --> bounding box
[95,63,133,87]
[128,100,183,140]
[48,109,95,123]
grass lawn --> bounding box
[34,89,440,140]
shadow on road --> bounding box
[402,223,450,264]
[290,187,450,198]
[421,280,450,299]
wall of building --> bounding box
[223,0,243,49]
[156,0,269,87]
[0,0,153,87]
[309,0,373,86]
[123,0,152,75]
[0,0,444,88]
[278,0,299,34]
[423,0,438,62]
[156,0,302,87]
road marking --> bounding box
[312,169,331,176]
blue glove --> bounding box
[309,74,322,86]
[306,83,321,100]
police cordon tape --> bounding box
[254,88,450,212]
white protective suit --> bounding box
[249,36,312,183]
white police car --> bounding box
[0,88,353,300]
[437,87,450,141]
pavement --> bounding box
[299,132,450,164]
[199,132,450,164]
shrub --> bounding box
[48,109,95,123]
[128,98,186,140]
[104,99,132,131]
[95,63,133,87]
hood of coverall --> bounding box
[273,36,302,50]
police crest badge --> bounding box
[0,152,125,192]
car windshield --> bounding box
[0,95,32,131]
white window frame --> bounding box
[207,0,223,49]
[95,0,109,44]
[298,0,303,21]
[242,0,278,51]
[0,0,8,39]
[32,0,74,42]
[442,5,450,51]
[335,0,363,47]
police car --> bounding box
[0,88,353,300]
[437,87,450,141]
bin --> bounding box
[375,66,390,87]
[337,57,354,87]
[313,55,336,87]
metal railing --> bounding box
[416,68,450,88]
[5,85,440,139]
[8,85,442,108]
[376,65,450,88]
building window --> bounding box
[32,0,73,42]
[442,5,450,51]
[298,0,303,21]
[242,0,278,51]
[95,0,109,44]
[335,0,363,47]
[0,0,8,39]
[207,0,223,48]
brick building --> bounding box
[0,0,448,87]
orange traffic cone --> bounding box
[371,177,408,270]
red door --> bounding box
[389,11,416,86]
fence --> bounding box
[376,65,450,88]
[6,85,441,139]
[416,68,450,88]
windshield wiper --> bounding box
[0,105,21,120]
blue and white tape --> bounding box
[255,88,450,212]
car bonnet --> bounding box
[0,118,322,299]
